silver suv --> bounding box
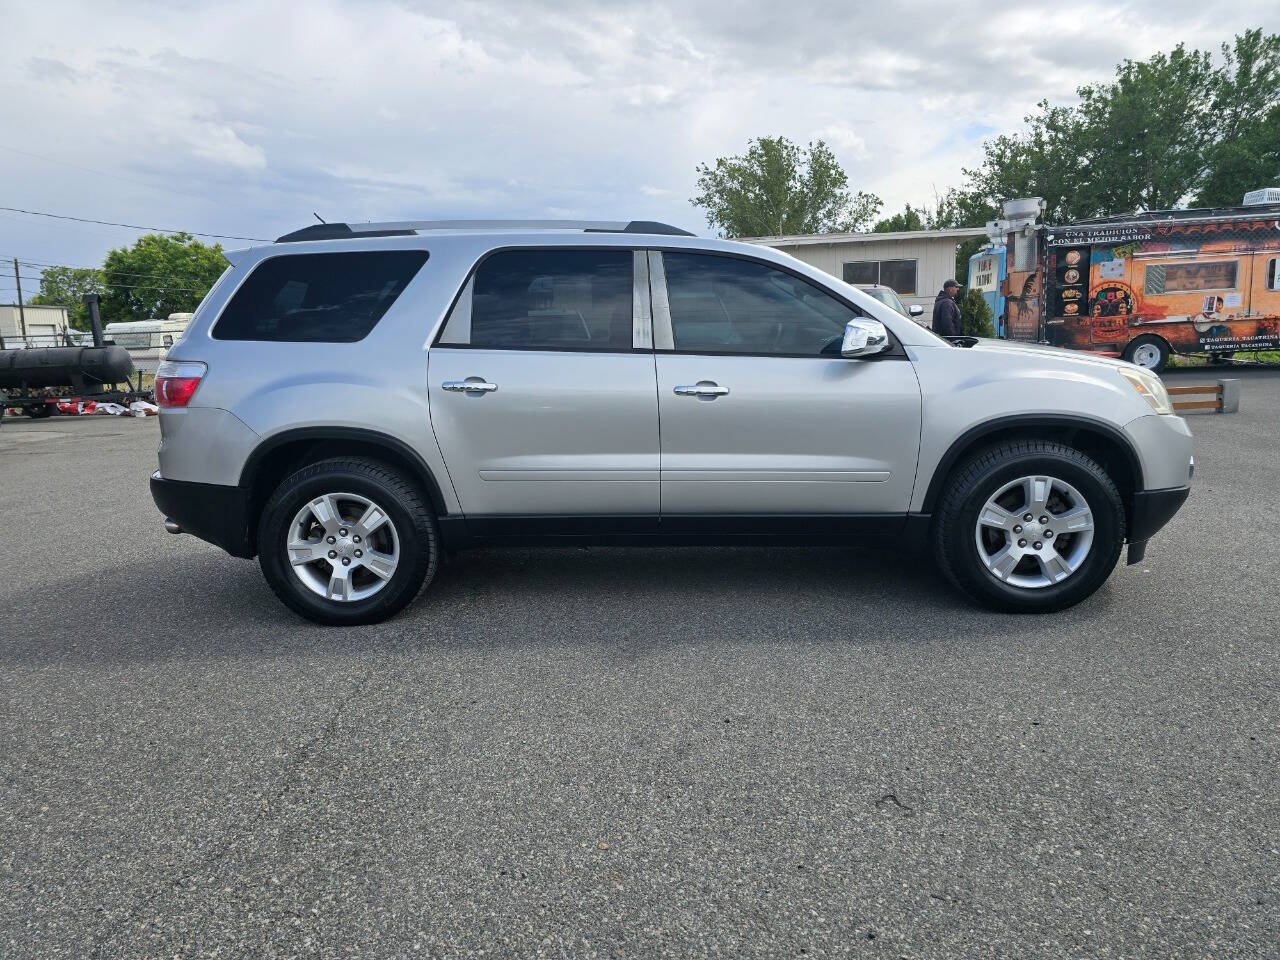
[150,219,1193,625]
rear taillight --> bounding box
[155,360,207,408]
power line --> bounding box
[6,270,211,295]
[0,205,268,242]
[3,252,223,286]
[10,265,209,291]
[8,267,206,293]
[4,253,225,290]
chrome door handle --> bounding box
[673,382,729,398]
[442,379,498,394]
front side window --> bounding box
[664,253,860,356]
[214,251,428,342]
[442,249,634,351]
[1144,260,1239,295]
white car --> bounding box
[855,284,927,325]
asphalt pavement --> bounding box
[1,371,1277,958]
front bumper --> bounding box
[150,471,254,558]
[1125,484,1191,564]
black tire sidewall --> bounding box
[943,451,1123,612]
[258,463,436,625]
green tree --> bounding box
[29,266,106,330]
[957,288,996,338]
[99,233,227,324]
[873,189,998,284]
[692,136,882,238]
[959,101,1089,222]
[959,31,1280,221]
[872,204,928,233]
[1195,30,1280,205]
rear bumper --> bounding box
[150,471,254,558]
[1125,484,1190,564]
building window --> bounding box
[842,261,878,285]
[1267,257,1278,291]
[1144,260,1238,296]
[842,258,917,295]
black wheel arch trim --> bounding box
[920,414,1145,514]
[238,426,451,516]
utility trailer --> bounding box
[0,296,153,423]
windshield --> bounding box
[862,287,907,316]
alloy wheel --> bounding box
[973,475,1095,589]
[286,492,400,602]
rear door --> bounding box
[651,251,922,518]
[427,247,660,519]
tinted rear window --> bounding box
[213,251,428,342]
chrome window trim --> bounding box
[648,250,674,350]
[633,250,653,349]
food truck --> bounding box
[1001,194,1280,371]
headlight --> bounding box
[1118,367,1173,415]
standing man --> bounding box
[932,279,963,337]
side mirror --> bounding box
[908,304,924,317]
[841,318,890,358]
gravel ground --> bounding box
[1,371,1277,959]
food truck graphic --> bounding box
[967,243,1007,337]
[1001,198,1280,371]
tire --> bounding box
[25,403,53,419]
[1122,335,1169,373]
[933,440,1125,613]
[257,457,439,625]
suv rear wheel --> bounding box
[933,440,1124,612]
[258,457,438,625]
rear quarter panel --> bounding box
[164,236,490,513]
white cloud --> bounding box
[0,0,1268,271]
[817,124,869,162]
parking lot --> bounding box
[1,370,1277,958]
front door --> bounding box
[428,248,659,518]
[652,251,921,517]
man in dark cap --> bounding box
[932,279,963,337]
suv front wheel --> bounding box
[258,457,439,625]
[933,440,1125,612]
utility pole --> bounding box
[13,258,28,341]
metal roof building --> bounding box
[744,227,990,311]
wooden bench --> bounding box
[1166,379,1240,414]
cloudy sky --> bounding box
[0,0,1270,289]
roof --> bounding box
[742,226,990,247]
[1069,202,1280,227]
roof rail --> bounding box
[275,219,695,243]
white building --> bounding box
[744,227,990,312]
[0,303,72,346]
